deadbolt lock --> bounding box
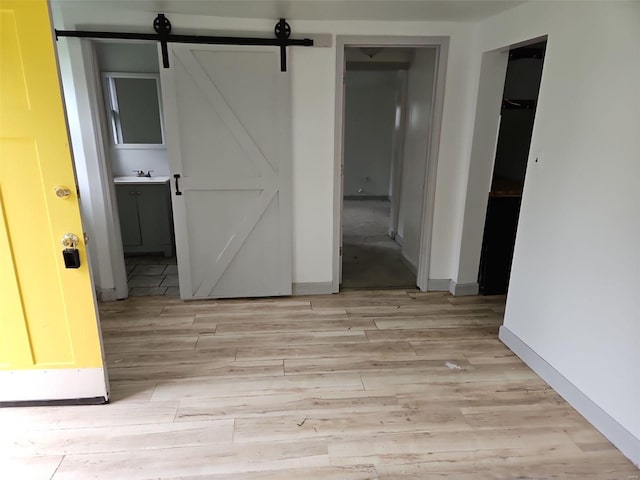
[61,233,81,269]
[61,233,79,249]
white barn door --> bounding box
[160,45,292,299]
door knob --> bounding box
[54,185,71,199]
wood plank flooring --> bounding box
[2,290,638,479]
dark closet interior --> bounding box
[479,41,546,295]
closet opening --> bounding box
[478,40,547,295]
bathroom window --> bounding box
[103,73,164,145]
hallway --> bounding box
[342,199,416,289]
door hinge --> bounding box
[339,246,342,256]
[76,185,80,199]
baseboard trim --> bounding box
[292,282,334,296]
[427,279,479,295]
[449,280,479,296]
[499,326,640,467]
[401,253,417,275]
[96,287,117,302]
[0,396,108,407]
[427,278,451,291]
[0,368,109,403]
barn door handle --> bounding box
[173,174,182,195]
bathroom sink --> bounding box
[113,176,170,184]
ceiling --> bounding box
[52,0,526,23]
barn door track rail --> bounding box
[55,14,313,72]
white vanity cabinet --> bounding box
[114,177,174,256]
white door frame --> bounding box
[84,40,147,301]
[388,69,409,240]
[332,35,449,293]
[456,35,548,289]
[58,37,129,301]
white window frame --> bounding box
[102,72,165,149]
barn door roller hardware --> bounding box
[55,14,313,72]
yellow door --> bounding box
[0,0,107,402]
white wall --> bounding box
[472,0,640,460]
[345,47,413,66]
[290,22,477,284]
[53,5,479,286]
[397,48,437,270]
[108,147,170,177]
[343,69,399,197]
[94,42,159,74]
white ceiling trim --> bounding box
[52,0,527,23]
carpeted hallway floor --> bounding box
[342,198,416,289]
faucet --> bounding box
[133,170,153,178]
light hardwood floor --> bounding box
[2,290,638,479]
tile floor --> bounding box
[125,255,179,297]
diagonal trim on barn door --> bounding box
[194,187,278,298]
[173,48,277,182]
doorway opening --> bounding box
[478,40,546,295]
[341,49,415,288]
[94,41,179,298]
[334,37,448,292]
